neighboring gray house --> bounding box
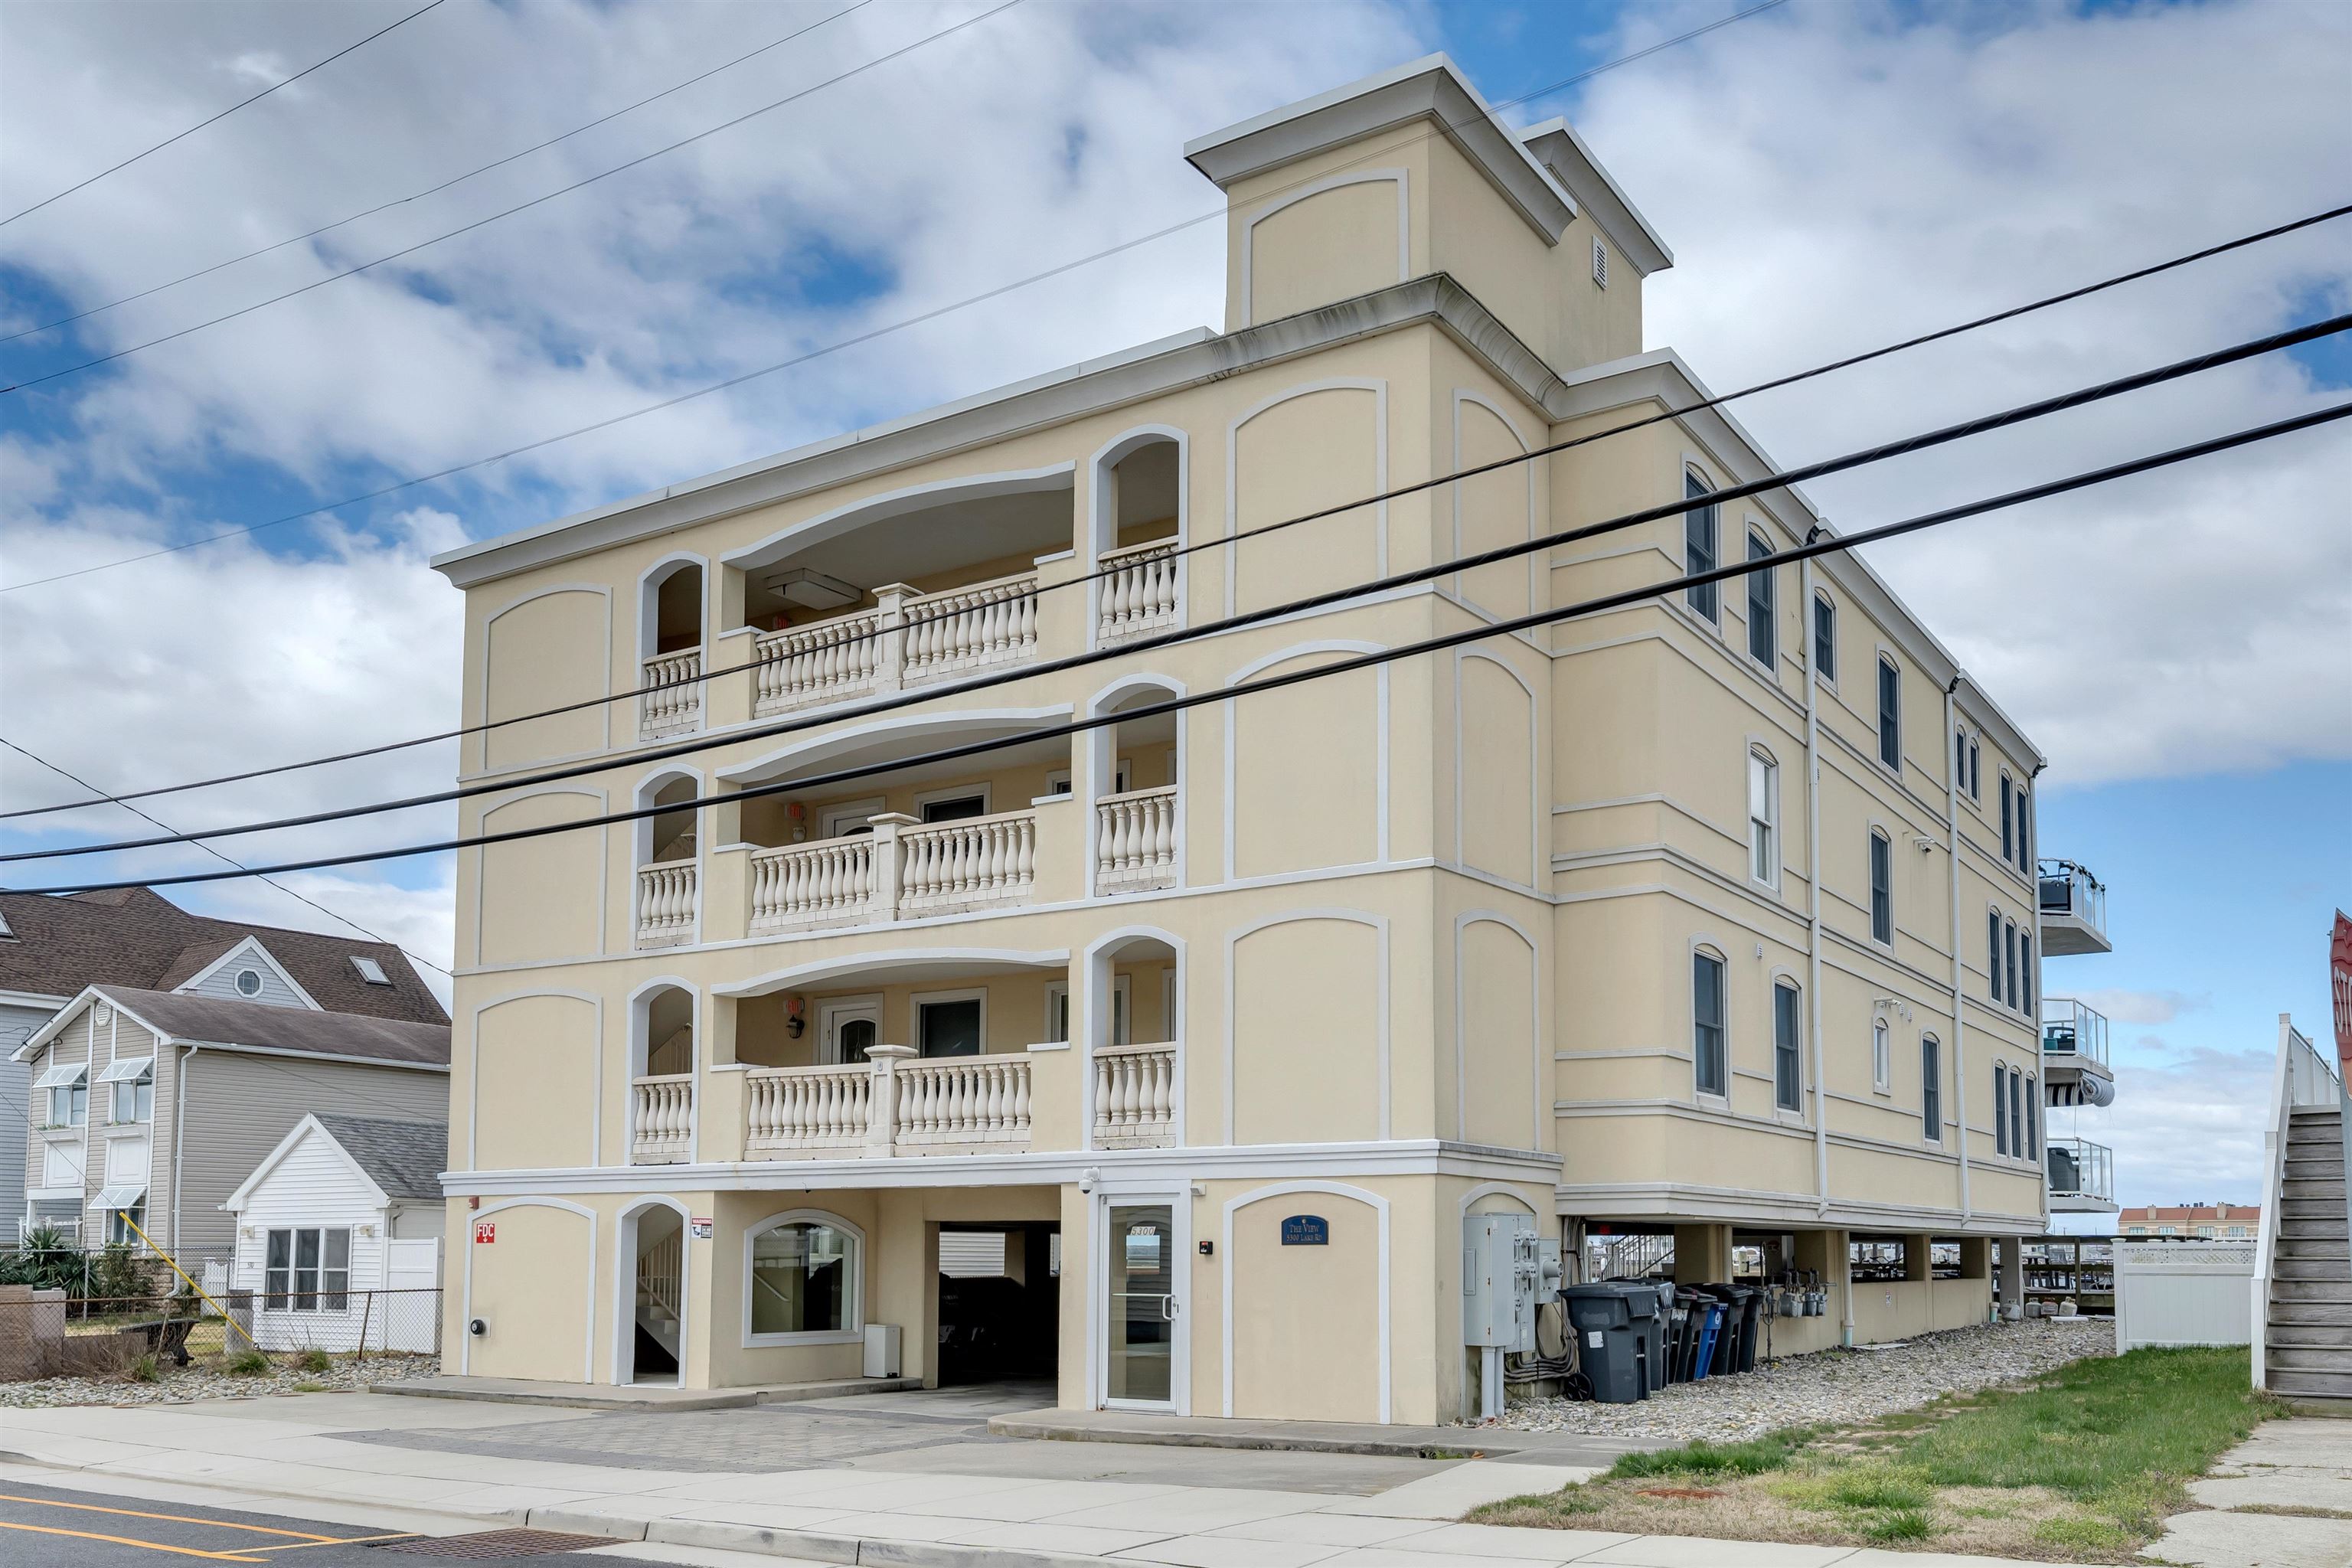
[2,887,448,1256]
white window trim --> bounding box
[1867,827,1896,949]
[741,1209,865,1348]
[1811,590,1838,689]
[1746,746,1780,891]
[1769,976,1805,1117]
[1920,1033,1944,1145]
[1871,1015,1893,1096]
[1682,462,1723,628]
[1744,526,1776,672]
[911,987,990,1057]
[1690,941,1730,1105]
[819,797,887,838]
[816,995,882,1065]
[1873,650,1904,777]
[914,783,992,821]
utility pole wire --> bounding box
[0,0,449,227]
[12,397,2346,897]
[11,309,2341,864]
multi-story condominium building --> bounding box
[430,57,2105,1423]
[2123,1204,2255,1240]
[5,887,450,1256]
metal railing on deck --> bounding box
[2041,997,2111,1069]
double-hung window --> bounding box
[1813,593,1837,682]
[1692,950,1727,1099]
[1872,1018,1891,1092]
[99,1057,154,1123]
[1748,750,1779,885]
[2014,785,2031,871]
[263,1227,351,1312]
[1772,982,1802,1112]
[1869,831,1894,946]
[1684,470,1720,622]
[1877,657,1903,771]
[1921,1035,1942,1142]
[1746,532,1776,668]
[1994,1064,2011,1155]
[37,1062,87,1128]
[1999,775,2014,864]
[1988,910,2004,1001]
[2024,1080,2037,1159]
[2020,933,2034,1011]
[2004,920,2020,1010]
[2010,1068,2024,1160]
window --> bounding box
[1999,774,2014,864]
[1692,950,1727,1098]
[1684,470,1719,622]
[1592,235,1609,287]
[1746,531,1776,668]
[1748,750,1779,885]
[100,1057,154,1124]
[1043,978,1129,1047]
[235,968,264,997]
[1994,1065,2010,1155]
[1869,831,1893,946]
[916,995,983,1058]
[746,1216,858,1341]
[1968,738,1981,799]
[1772,982,1802,1112]
[919,792,987,824]
[1872,1018,1891,1092]
[351,956,391,985]
[2024,1076,2037,1159]
[1988,910,2004,1001]
[1813,593,1836,682]
[1921,1035,1941,1141]
[1876,658,1903,771]
[263,1227,350,1312]
[1955,727,1968,785]
[36,1062,87,1128]
[2014,784,2031,870]
[2020,934,2034,1011]
[106,1202,146,1247]
[2009,1068,2024,1160]
[2004,920,2020,1010]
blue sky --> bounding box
[0,0,2345,1211]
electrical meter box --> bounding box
[1463,1214,1560,1352]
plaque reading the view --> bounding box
[1280,1214,1328,1246]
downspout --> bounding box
[1802,555,1828,1218]
[172,1042,196,1253]
[1945,681,1971,1225]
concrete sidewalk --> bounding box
[0,1387,2037,1567]
[2147,1417,2352,1568]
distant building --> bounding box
[2119,1203,2257,1240]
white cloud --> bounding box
[2075,988,2210,1027]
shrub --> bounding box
[296,1348,332,1375]
[226,1349,271,1377]
[89,1243,145,1305]
[127,1354,161,1383]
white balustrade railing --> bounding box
[635,861,697,949]
[895,1057,1032,1150]
[1097,540,1178,644]
[1091,1043,1175,1148]
[749,573,1038,717]
[1095,786,1178,893]
[903,573,1037,681]
[630,1074,694,1164]
[639,648,704,738]
[745,1064,873,1152]
[749,838,875,933]
[899,811,1036,916]
[753,610,884,714]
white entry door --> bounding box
[1098,1193,1187,1411]
[383,1238,441,1352]
[821,998,881,1065]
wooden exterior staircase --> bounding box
[2264,1106,2352,1406]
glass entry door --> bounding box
[1102,1198,1178,1408]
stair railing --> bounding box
[2253,1015,2338,1388]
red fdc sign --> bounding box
[473,1220,495,1245]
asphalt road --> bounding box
[0,1480,665,1566]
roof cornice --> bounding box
[1517,118,1673,276]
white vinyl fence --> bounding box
[2115,1240,2254,1351]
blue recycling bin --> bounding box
[1689,1299,1726,1381]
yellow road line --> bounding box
[0,1492,336,1540]
[0,1517,266,1560]
[245,1534,419,1552]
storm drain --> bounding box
[367,1530,621,1559]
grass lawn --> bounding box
[1473,1346,2276,1562]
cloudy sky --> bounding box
[1,0,2346,1213]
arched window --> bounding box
[2020,933,2034,1012]
[1994,1063,2010,1155]
[1748,749,1779,886]
[744,1214,861,1344]
[1988,909,2003,1001]
[1872,1017,1891,1092]
[2004,920,2020,1010]
[1746,531,1776,669]
[1869,830,1893,946]
[1920,1034,1942,1142]
[1877,656,1903,771]
[1812,592,1837,684]
[1684,469,1720,622]
[2024,1077,2037,1159]
[2010,1067,2025,1160]
[1692,948,1727,1099]
[1772,980,1802,1112]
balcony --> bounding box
[744,1046,1032,1158]
[2047,1136,2116,1212]
[751,574,1040,717]
[1095,786,1178,894]
[1091,1042,1176,1148]
[640,648,704,740]
[1096,540,1180,645]
[635,861,697,949]
[629,1074,694,1164]
[2038,858,2111,956]
[749,809,1038,935]
[2041,997,2115,1107]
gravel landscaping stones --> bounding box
[0,1352,438,1408]
[1495,1317,2115,1442]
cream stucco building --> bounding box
[428,57,2108,1423]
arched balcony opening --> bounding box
[629,984,697,1165]
[1093,434,1183,647]
[633,775,701,949]
[1087,681,1181,896]
[1083,932,1180,1149]
[639,559,706,739]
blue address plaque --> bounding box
[1279,1214,1329,1246]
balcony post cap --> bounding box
[868,812,919,828]
[871,582,918,602]
[864,1044,916,1060]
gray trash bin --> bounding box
[1637,1282,1674,1393]
[1562,1284,1649,1403]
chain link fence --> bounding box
[1,1285,443,1382]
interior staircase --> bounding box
[2263,1106,2352,1409]
[633,1228,683,1376]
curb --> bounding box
[368,1375,923,1412]
[983,1415,1506,1460]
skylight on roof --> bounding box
[351,956,391,985]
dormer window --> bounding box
[351,956,391,986]
[236,968,264,997]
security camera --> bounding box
[469,1318,488,1338]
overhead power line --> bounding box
[0,198,2340,799]
[1,0,449,227]
[0,1,877,345]
[15,399,2344,898]
[0,0,1028,396]
[10,311,2343,866]
[0,737,450,979]
[0,0,1796,587]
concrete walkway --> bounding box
[2145,1417,2352,1568]
[0,1386,2052,1568]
